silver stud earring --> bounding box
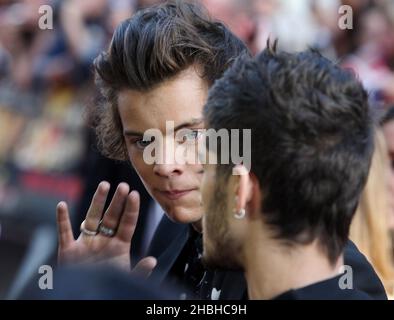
[234,208,246,219]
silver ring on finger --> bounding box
[98,223,116,237]
[80,220,98,236]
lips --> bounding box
[159,188,197,200]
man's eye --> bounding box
[180,130,203,144]
[134,137,154,149]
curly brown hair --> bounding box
[90,0,248,160]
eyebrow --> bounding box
[123,118,204,136]
[174,118,204,131]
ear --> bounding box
[232,165,253,215]
[247,173,262,221]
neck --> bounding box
[244,223,342,299]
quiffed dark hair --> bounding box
[90,0,248,160]
[204,43,374,264]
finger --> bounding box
[116,190,140,243]
[132,256,157,278]
[56,201,74,248]
[85,181,110,231]
[100,182,130,230]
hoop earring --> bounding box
[234,208,246,220]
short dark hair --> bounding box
[204,44,373,264]
[90,0,248,160]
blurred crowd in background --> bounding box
[1,0,394,298]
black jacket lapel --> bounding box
[148,216,190,284]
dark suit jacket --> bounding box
[273,274,372,300]
[148,215,388,300]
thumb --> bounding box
[132,256,157,278]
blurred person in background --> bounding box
[201,0,257,52]
[0,0,135,113]
[329,0,372,58]
[60,0,136,77]
[254,0,321,53]
[0,0,58,90]
[245,0,394,106]
[342,3,394,105]
[350,129,394,298]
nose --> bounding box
[153,163,184,178]
[152,135,186,178]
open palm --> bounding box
[56,182,156,273]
